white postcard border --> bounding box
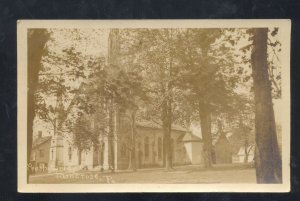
[17,19,291,193]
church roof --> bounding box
[182,132,202,142]
[32,136,52,149]
[212,132,230,146]
[136,120,187,132]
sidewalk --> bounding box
[29,163,255,184]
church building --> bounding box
[30,29,205,173]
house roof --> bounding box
[136,120,187,132]
[212,132,230,146]
[177,133,186,142]
[182,132,202,142]
[32,136,52,149]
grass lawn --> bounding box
[29,164,256,184]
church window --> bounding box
[144,137,149,159]
[120,119,124,130]
[171,138,175,160]
[121,143,127,157]
[51,149,54,160]
[32,152,36,161]
[68,147,72,160]
[39,149,44,158]
[157,137,162,160]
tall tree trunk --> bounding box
[199,104,212,168]
[162,38,175,170]
[239,117,250,163]
[251,28,282,183]
[167,98,173,169]
[131,111,137,171]
[161,86,166,167]
[161,94,173,170]
[162,101,171,170]
[108,99,115,172]
[100,141,105,172]
[78,148,82,165]
[244,140,249,163]
[27,29,49,182]
[27,76,36,181]
[127,148,132,170]
[124,112,135,171]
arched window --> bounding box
[68,147,72,160]
[32,152,36,161]
[39,149,44,158]
[157,137,162,160]
[121,143,127,157]
[144,137,149,159]
[51,149,54,160]
[171,138,175,160]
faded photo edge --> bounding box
[17,19,291,193]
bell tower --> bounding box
[108,28,120,67]
[101,29,122,171]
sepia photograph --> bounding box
[17,20,290,192]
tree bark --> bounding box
[78,149,82,165]
[162,36,175,170]
[244,140,249,163]
[199,104,212,168]
[27,29,49,182]
[167,98,173,169]
[100,141,105,172]
[162,82,174,170]
[162,100,172,170]
[251,28,282,183]
[108,99,115,172]
[127,148,132,170]
[131,111,137,171]
[161,88,173,170]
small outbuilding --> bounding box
[182,132,204,165]
[213,132,232,164]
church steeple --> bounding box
[48,89,65,171]
[108,29,120,66]
[54,89,64,136]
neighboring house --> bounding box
[181,132,204,165]
[30,132,52,173]
[213,132,255,165]
[212,132,232,164]
[232,145,255,163]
